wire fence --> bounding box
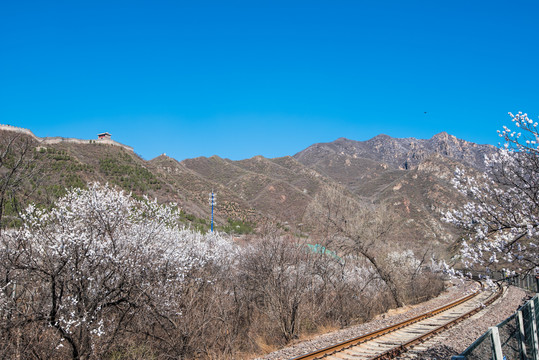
[502,274,539,293]
[466,271,539,293]
[452,274,539,360]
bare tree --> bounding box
[0,132,39,230]
[305,184,405,307]
[238,235,319,343]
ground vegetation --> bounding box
[0,182,445,359]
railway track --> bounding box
[290,282,503,360]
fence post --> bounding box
[490,327,503,360]
[518,310,529,360]
[531,299,539,360]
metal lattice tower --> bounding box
[209,191,216,232]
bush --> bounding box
[0,183,234,359]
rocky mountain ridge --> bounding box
[0,126,498,255]
[294,132,495,171]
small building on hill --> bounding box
[97,132,111,139]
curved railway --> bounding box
[290,282,503,360]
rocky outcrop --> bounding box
[294,132,497,171]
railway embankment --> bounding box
[404,285,529,359]
[256,280,485,360]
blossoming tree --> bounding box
[0,183,233,359]
[445,112,539,274]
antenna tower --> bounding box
[209,190,216,232]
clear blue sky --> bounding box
[1,1,538,160]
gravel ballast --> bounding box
[255,282,531,360]
[404,285,530,359]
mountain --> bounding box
[292,134,496,251]
[294,132,494,171]
[0,125,498,254]
[292,133,496,206]
[178,154,333,224]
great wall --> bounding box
[0,124,134,152]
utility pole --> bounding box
[209,190,216,232]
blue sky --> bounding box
[1,1,538,160]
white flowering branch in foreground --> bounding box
[444,112,539,274]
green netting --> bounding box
[534,298,539,360]
[497,314,520,359]
[454,292,539,360]
[532,276,539,292]
[461,329,494,360]
[522,303,536,360]
[501,274,539,292]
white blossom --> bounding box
[1,183,235,358]
[444,112,539,274]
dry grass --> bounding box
[254,336,278,354]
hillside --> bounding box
[294,132,495,171]
[0,129,252,231]
[181,155,335,224]
[0,126,498,253]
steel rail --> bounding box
[289,281,502,360]
[371,282,503,359]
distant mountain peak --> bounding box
[294,133,496,171]
[433,131,450,137]
[431,131,457,141]
[151,153,170,161]
[369,134,393,141]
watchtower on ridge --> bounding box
[97,132,111,140]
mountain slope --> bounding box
[291,134,497,252]
[1,126,496,252]
[182,155,335,224]
[294,132,496,171]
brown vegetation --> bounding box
[0,129,466,359]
